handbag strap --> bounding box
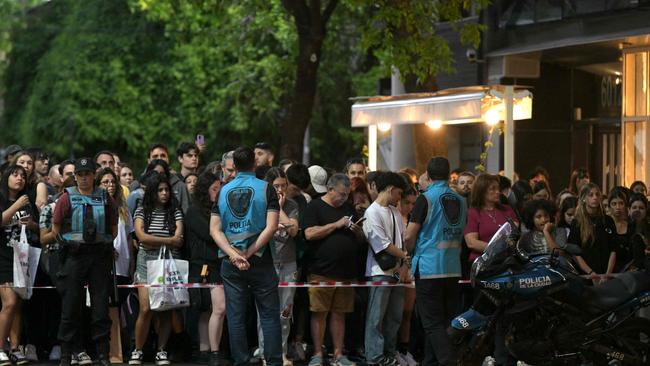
[390,209,396,245]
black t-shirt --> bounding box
[613,221,636,271]
[0,194,33,264]
[568,215,618,274]
[184,204,219,266]
[302,198,362,280]
[410,195,429,225]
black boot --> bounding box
[95,341,110,366]
[59,343,72,366]
[208,351,221,366]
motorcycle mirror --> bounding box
[564,244,582,256]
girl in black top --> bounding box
[11,152,47,215]
[568,183,617,283]
[0,165,31,365]
[607,188,635,272]
[184,171,225,365]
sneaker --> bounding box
[70,353,78,365]
[251,348,263,364]
[128,350,144,365]
[76,352,92,366]
[208,351,220,366]
[332,355,356,366]
[9,349,28,365]
[0,351,11,366]
[401,352,418,366]
[379,355,399,366]
[23,345,37,362]
[309,355,324,366]
[395,353,407,366]
[49,346,62,362]
[291,342,306,361]
[282,354,293,366]
[482,356,496,366]
[155,350,170,366]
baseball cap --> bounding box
[5,145,22,157]
[308,165,328,194]
[74,157,96,174]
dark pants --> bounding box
[221,252,282,366]
[414,277,460,366]
[57,244,112,351]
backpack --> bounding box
[61,187,112,244]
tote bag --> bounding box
[12,225,41,299]
[146,246,190,311]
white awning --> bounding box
[351,85,532,127]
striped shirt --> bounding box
[134,206,183,257]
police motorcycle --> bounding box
[449,220,650,366]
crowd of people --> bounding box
[0,141,648,366]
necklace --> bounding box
[484,208,498,224]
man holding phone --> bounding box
[302,173,365,366]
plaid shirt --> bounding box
[39,202,55,230]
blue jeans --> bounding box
[364,276,405,363]
[221,253,282,366]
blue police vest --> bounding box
[61,187,113,244]
[217,172,269,257]
[412,181,466,279]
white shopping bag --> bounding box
[12,225,41,299]
[146,246,189,311]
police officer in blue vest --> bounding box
[404,157,466,366]
[209,146,282,366]
[51,158,118,366]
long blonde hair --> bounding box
[574,182,603,247]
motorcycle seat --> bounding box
[582,271,650,312]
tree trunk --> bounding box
[280,0,338,161]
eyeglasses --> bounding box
[100,180,117,186]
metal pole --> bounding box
[504,85,515,180]
[390,69,416,171]
[368,125,377,171]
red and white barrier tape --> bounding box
[0,273,624,290]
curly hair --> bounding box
[521,199,557,232]
[191,171,221,217]
[142,173,179,236]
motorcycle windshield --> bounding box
[471,222,512,283]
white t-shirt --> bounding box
[363,201,405,277]
[114,212,134,277]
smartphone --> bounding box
[196,134,205,145]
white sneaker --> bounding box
[76,351,93,366]
[49,345,62,361]
[251,348,263,364]
[0,351,11,366]
[128,350,143,365]
[23,345,37,362]
[482,356,496,366]
[401,352,417,366]
[155,350,170,366]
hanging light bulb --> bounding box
[426,119,442,129]
[485,108,500,126]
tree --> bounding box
[2,0,488,171]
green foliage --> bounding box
[2,0,486,171]
[359,0,488,83]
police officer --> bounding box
[209,146,282,366]
[51,158,118,366]
[404,157,467,366]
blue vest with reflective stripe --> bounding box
[412,181,466,279]
[61,187,112,244]
[217,172,269,256]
